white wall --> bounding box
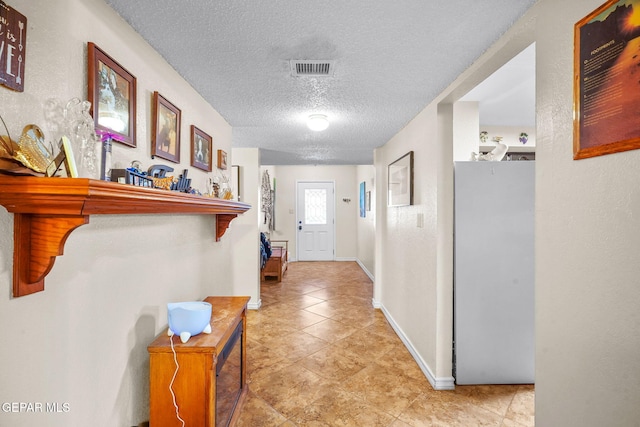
[356,165,375,278]
[230,148,261,308]
[453,101,480,161]
[0,1,247,425]
[534,0,640,425]
[376,0,640,424]
[262,165,359,261]
[374,102,452,388]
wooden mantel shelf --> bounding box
[0,176,251,297]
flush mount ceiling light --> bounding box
[307,114,329,132]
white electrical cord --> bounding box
[169,335,186,427]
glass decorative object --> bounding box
[43,97,100,178]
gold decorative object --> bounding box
[0,124,53,175]
[16,125,53,172]
[221,187,234,200]
[153,176,175,190]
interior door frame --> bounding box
[295,180,336,262]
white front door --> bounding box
[296,181,335,261]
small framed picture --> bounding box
[46,136,78,178]
[217,149,228,170]
[388,151,414,207]
[152,91,181,163]
[191,125,212,171]
[87,42,137,147]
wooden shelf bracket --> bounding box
[13,214,89,297]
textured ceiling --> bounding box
[103,0,537,165]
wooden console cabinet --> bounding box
[148,296,249,427]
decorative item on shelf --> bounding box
[153,176,175,190]
[0,115,53,176]
[43,97,100,178]
[148,164,173,178]
[218,172,233,199]
[207,177,220,198]
[519,132,529,144]
[171,169,191,193]
[45,136,78,178]
[111,160,154,187]
[480,131,489,144]
[147,164,175,190]
[99,133,112,181]
[471,137,508,162]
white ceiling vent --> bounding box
[290,60,335,77]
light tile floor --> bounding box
[236,261,534,427]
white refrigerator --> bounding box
[454,161,535,385]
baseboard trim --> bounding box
[335,257,356,262]
[356,259,375,281]
[379,304,455,390]
[248,299,262,310]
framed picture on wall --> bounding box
[190,125,212,171]
[360,181,366,217]
[388,151,414,207]
[217,149,228,170]
[151,91,181,163]
[231,165,240,201]
[573,0,640,159]
[87,42,137,147]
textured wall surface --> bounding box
[356,165,375,277]
[534,0,640,425]
[376,0,640,423]
[0,0,241,425]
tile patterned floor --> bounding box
[236,261,534,427]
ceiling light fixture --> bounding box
[307,114,329,132]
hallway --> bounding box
[236,261,534,426]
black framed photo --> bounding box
[87,42,137,147]
[152,91,181,163]
[191,125,212,171]
[388,151,414,207]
